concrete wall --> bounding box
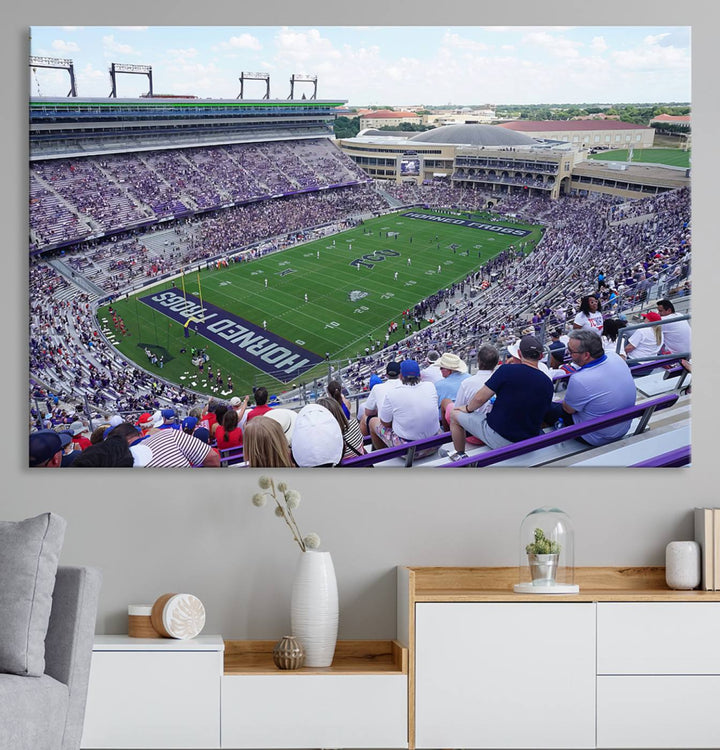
[6,0,717,645]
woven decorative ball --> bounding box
[150,593,206,639]
[272,635,305,670]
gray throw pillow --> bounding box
[0,513,66,676]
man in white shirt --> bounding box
[419,350,443,384]
[359,361,402,437]
[369,359,440,452]
[656,299,691,355]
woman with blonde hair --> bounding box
[242,415,294,468]
[624,311,664,360]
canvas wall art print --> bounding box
[28,25,691,468]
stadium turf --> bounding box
[587,148,690,168]
[99,208,543,397]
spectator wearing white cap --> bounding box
[291,403,344,467]
[420,350,443,384]
[229,395,251,428]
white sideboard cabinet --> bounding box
[80,635,224,749]
[415,601,596,749]
[399,566,720,750]
[221,640,408,749]
[596,602,720,748]
[81,637,407,749]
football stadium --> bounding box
[29,86,691,469]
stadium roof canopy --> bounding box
[408,123,537,146]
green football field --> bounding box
[588,148,690,168]
[99,208,543,398]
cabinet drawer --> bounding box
[597,603,720,674]
[415,602,596,749]
[221,673,407,748]
[81,650,222,748]
[597,675,720,748]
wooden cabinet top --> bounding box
[401,566,720,602]
[223,640,407,676]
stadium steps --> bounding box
[45,259,104,300]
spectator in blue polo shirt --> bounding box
[545,329,636,446]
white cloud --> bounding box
[644,33,671,46]
[165,48,198,64]
[441,31,489,53]
[102,34,141,57]
[217,33,262,52]
[51,39,80,54]
[522,31,582,58]
[612,38,689,72]
[590,36,608,53]
[274,28,341,65]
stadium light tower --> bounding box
[288,74,317,100]
[29,56,77,97]
[109,62,153,98]
[237,72,271,99]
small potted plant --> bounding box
[525,528,561,584]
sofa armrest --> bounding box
[45,566,102,750]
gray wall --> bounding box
[5,2,718,641]
[2,481,711,639]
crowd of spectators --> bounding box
[28,135,690,467]
[30,139,371,252]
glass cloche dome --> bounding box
[514,506,579,594]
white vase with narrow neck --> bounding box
[290,550,338,667]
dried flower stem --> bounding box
[251,475,320,553]
[269,479,306,552]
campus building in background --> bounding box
[336,121,687,200]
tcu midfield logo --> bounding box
[350,248,400,270]
[348,290,368,302]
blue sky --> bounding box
[29,26,691,106]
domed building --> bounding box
[336,122,578,199]
[408,123,538,148]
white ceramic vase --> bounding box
[665,540,701,590]
[290,550,338,667]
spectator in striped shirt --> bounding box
[138,427,220,468]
